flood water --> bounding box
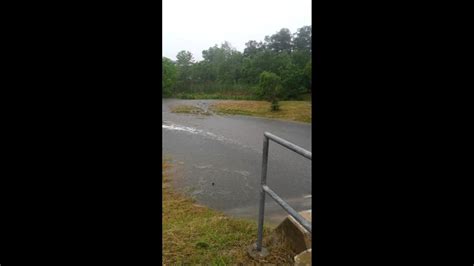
[162,99,312,225]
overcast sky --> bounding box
[163,0,311,62]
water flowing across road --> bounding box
[162,99,312,225]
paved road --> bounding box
[162,99,311,225]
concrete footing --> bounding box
[294,248,312,265]
[247,209,312,264]
[274,210,312,254]
[247,243,269,259]
[274,210,312,264]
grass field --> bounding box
[162,160,295,264]
[210,100,311,123]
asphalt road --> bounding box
[162,99,312,225]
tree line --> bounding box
[162,25,311,100]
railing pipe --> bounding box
[264,132,312,160]
[256,135,269,251]
[263,185,311,233]
[255,132,312,254]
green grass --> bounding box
[162,160,295,264]
[170,100,311,123]
[210,100,311,123]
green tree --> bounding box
[259,71,282,111]
[175,50,194,92]
[304,59,312,93]
[266,28,293,53]
[162,57,176,97]
[176,50,194,67]
[199,42,243,91]
[293,26,312,53]
[243,40,266,57]
[291,50,311,70]
[281,63,306,99]
[168,25,311,99]
[242,50,274,84]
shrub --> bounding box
[259,71,282,112]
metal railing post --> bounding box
[256,135,269,251]
[249,132,311,259]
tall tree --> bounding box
[293,26,312,53]
[267,28,293,53]
[170,25,311,99]
[175,50,194,91]
[176,50,194,67]
[280,63,306,99]
[162,57,176,97]
[243,40,265,57]
[201,42,242,85]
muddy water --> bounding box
[162,99,311,225]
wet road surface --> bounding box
[162,99,311,225]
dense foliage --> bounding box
[162,57,176,97]
[162,25,311,100]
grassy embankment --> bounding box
[210,101,311,123]
[209,101,311,123]
[171,100,311,123]
[162,160,295,264]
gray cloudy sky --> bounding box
[163,0,311,61]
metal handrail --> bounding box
[256,132,312,252]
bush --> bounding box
[259,71,282,112]
[250,85,263,100]
[259,72,281,100]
